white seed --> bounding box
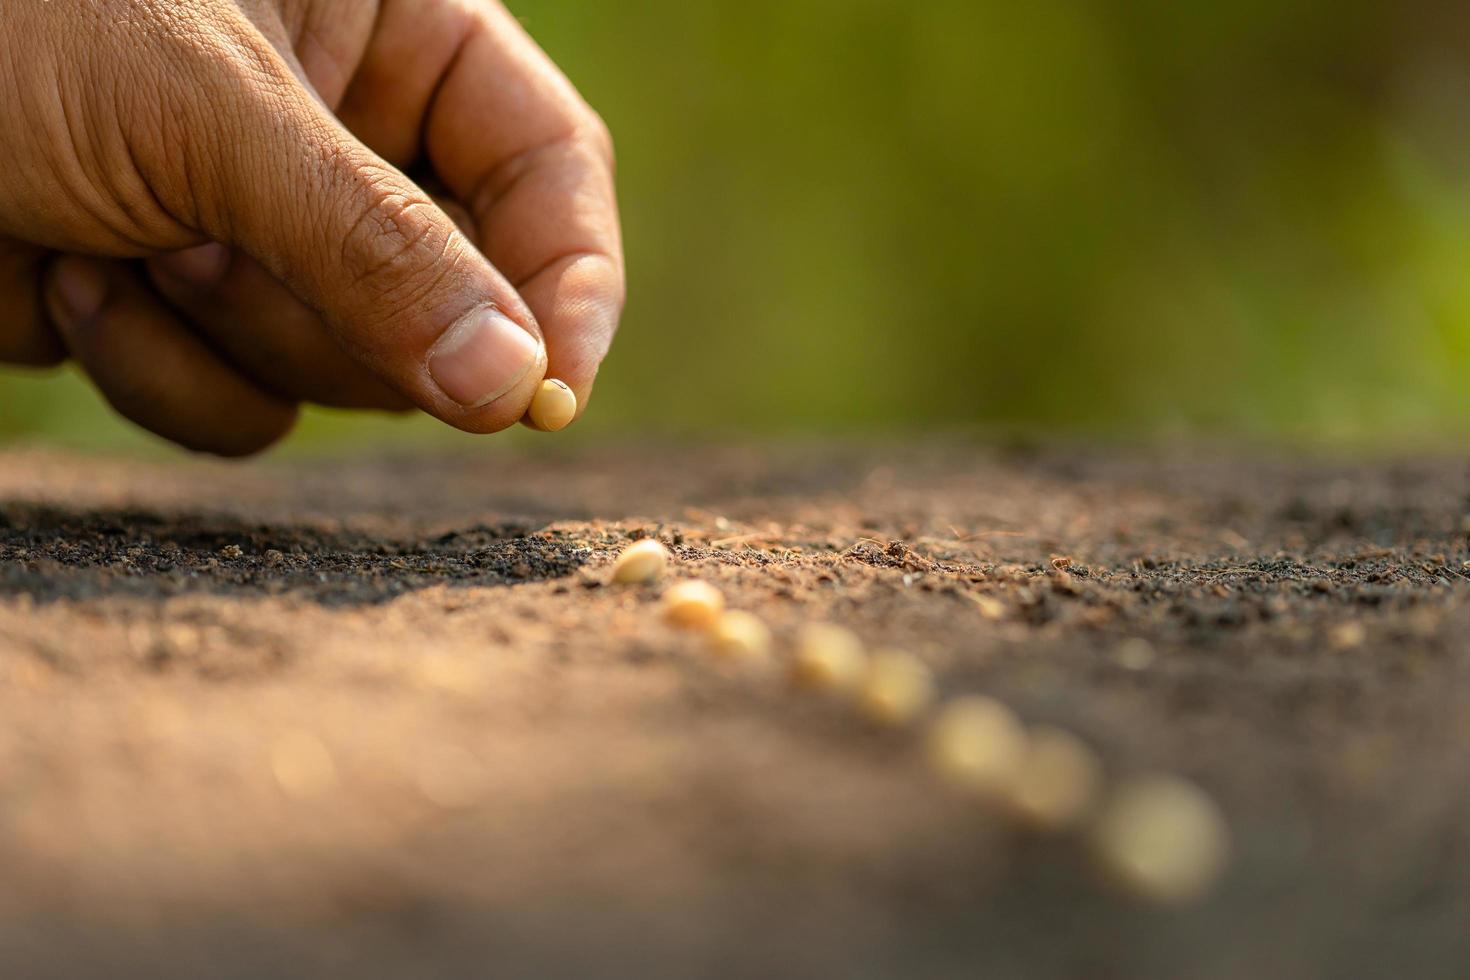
[790,623,866,692]
[611,538,671,585]
[663,580,726,629]
[856,649,935,727]
[710,610,772,662]
[270,730,338,799]
[1090,774,1230,905]
[926,696,1027,797]
[528,379,577,431]
[1007,726,1103,831]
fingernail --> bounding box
[50,259,108,323]
[428,308,541,408]
[155,242,230,288]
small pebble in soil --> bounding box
[611,538,671,585]
[1090,774,1230,905]
[855,649,935,727]
[927,695,1027,798]
[528,379,577,431]
[790,623,867,693]
[1006,726,1103,831]
[709,610,772,662]
[663,580,726,629]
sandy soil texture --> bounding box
[2,442,1469,979]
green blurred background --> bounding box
[6,0,1470,453]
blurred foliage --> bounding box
[6,0,1470,452]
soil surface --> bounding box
[3,441,1470,979]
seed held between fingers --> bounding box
[710,610,772,662]
[612,538,671,585]
[663,580,726,629]
[529,378,577,431]
[790,623,866,693]
[856,649,935,727]
[926,696,1027,797]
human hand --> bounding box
[0,0,622,454]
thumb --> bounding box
[180,48,546,431]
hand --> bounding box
[0,0,622,454]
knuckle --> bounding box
[338,168,458,310]
[580,110,616,169]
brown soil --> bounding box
[2,441,1470,979]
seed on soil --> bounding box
[529,379,577,431]
[416,743,489,809]
[1114,638,1156,671]
[663,580,726,629]
[1007,726,1103,831]
[927,696,1027,797]
[710,610,772,662]
[856,649,935,727]
[612,538,671,585]
[1328,621,1366,650]
[270,731,338,799]
[790,623,867,692]
[1090,774,1230,905]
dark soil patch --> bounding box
[0,505,587,605]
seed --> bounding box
[1090,774,1230,905]
[1007,726,1102,831]
[663,580,726,629]
[528,379,577,431]
[416,653,489,697]
[1113,637,1156,671]
[612,538,671,585]
[1328,621,1366,650]
[270,730,338,799]
[856,649,935,727]
[926,696,1027,797]
[710,610,772,662]
[790,623,866,692]
[416,743,489,809]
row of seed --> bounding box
[612,536,1230,907]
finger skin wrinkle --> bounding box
[466,128,582,228]
[295,0,380,107]
[338,185,449,295]
[513,248,611,293]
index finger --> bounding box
[426,2,624,421]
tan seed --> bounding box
[1328,621,1366,650]
[270,731,338,799]
[927,696,1027,797]
[1114,637,1156,671]
[1090,774,1230,905]
[710,610,772,662]
[528,379,577,431]
[790,623,866,692]
[663,580,726,629]
[416,744,489,809]
[1007,726,1103,831]
[856,649,935,727]
[611,538,671,585]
